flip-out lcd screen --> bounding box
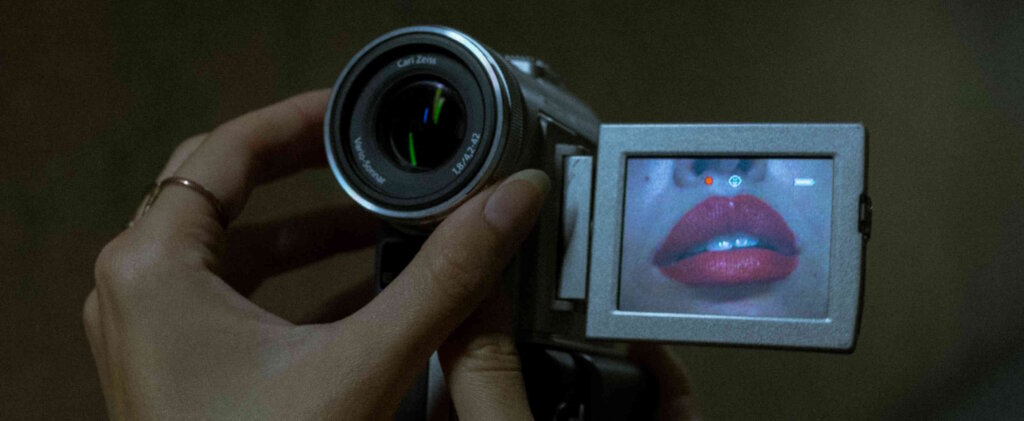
[619,157,833,319]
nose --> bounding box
[673,158,767,187]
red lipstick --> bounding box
[653,195,798,285]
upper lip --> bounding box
[653,195,798,284]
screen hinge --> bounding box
[858,193,872,241]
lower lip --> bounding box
[658,248,797,285]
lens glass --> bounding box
[377,79,466,171]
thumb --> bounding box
[346,169,550,364]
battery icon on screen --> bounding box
[794,178,816,187]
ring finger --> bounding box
[130,133,207,223]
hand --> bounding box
[84,89,548,419]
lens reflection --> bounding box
[378,79,466,171]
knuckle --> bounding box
[93,234,170,292]
[426,245,493,306]
[94,237,133,285]
[161,134,209,174]
[284,94,318,129]
[454,334,523,375]
[93,237,127,284]
[212,120,263,168]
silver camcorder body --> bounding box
[325,26,871,354]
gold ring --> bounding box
[130,177,229,228]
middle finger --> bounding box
[220,205,378,296]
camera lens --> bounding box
[377,79,466,171]
[326,27,527,223]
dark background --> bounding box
[3,1,1023,419]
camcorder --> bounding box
[324,26,871,420]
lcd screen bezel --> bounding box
[586,124,865,350]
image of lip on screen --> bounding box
[619,157,834,319]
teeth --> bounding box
[707,238,734,251]
[692,234,760,253]
[734,236,758,248]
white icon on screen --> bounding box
[728,175,742,188]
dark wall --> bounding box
[3,1,1022,419]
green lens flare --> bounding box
[408,132,418,167]
[432,87,445,125]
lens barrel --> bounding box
[325,26,524,224]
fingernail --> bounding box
[484,169,550,234]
